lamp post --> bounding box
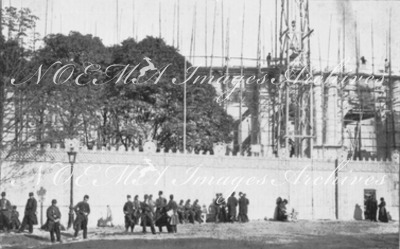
[65,139,78,230]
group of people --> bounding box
[0,191,90,244]
[122,190,250,235]
[207,192,250,223]
[365,196,389,223]
[0,192,38,233]
[274,197,297,222]
[122,191,179,234]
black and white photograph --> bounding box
[0,0,399,248]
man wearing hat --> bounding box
[154,191,167,230]
[123,195,135,232]
[73,195,90,239]
[227,192,238,222]
[140,194,156,234]
[237,192,244,222]
[0,192,12,232]
[19,192,38,233]
[46,199,61,243]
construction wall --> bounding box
[1,149,398,227]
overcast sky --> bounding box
[5,0,400,71]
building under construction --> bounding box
[189,0,400,160]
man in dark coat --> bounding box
[46,199,61,243]
[123,195,135,232]
[219,194,227,222]
[192,199,203,223]
[239,193,249,222]
[370,197,378,222]
[19,192,38,233]
[133,195,140,225]
[155,191,167,232]
[237,192,244,222]
[227,192,238,222]
[214,193,221,222]
[0,192,12,232]
[140,194,156,234]
[74,195,91,239]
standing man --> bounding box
[74,195,90,239]
[19,192,38,233]
[238,192,244,222]
[133,195,141,226]
[155,191,167,232]
[140,194,156,234]
[155,191,167,222]
[227,192,238,222]
[167,195,179,233]
[370,197,378,222]
[213,193,221,223]
[267,53,272,66]
[242,193,250,222]
[0,192,12,232]
[46,199,61,243]
[123,195,135,232]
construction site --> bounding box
[182,0,400,161]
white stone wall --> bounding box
[0,149,398,227]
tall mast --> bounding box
[239,0,245,155]
[205,0,208,66]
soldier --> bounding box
[155,191,167,232]
[0,192,12,232]
[133,195,140,225]
[74,195,91,239]
[219,194,227,222]
[19,192,38,233]
[192,199,202,224]
[46,199,62,243]
[237,192,244,222]
[184,199,195,223]
[123,195,135,232]
[227,192,238,222]
[167,195,179,233]
[140,194,156,234]
[213,194,221,223]
[242,193,249,222]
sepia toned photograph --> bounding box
[0,0,399,248]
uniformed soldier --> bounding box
[73,195,91,239]
[133,195,140,225]
[140,194,156,234]
[155,191,167,232]
[19,192,38,233]
[123,195,135,232]
[192,199,202,223]
[227,192,238,222]
[213,193,221,223]
[184,199,195,223]
[46,199,62,243]
[0,192,12,232]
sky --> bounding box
[4,0,400,72]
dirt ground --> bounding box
[0,220,398,249]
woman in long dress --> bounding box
[378,197,388,223]
[167,195,179,233]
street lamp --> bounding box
[65,139,79,230]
